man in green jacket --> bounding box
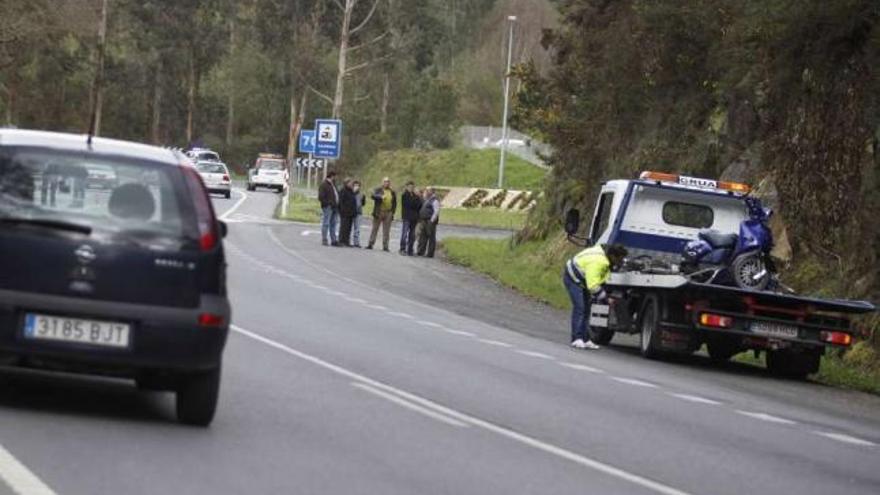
[563,244,628,349]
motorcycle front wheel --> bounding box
[731,253,770,291]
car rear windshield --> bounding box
[0,147,195,248]
[259,159,284,170]
[197,163,226,174]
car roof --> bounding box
[0,129,181,166]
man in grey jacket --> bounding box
[416,187,441,258]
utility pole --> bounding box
[497,15,516,189]
[88,0,109,138]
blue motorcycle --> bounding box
[681,197,776,291]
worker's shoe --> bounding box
[571,339,600,350]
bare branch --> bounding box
[345,53,395,75]
[349,0,380,35]
[346,31,389,53]
[308,85,334,105]
[332,0,345,11]
[353,93,371,103]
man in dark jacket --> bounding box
[317,171,340,246]
[417,186,441,258]
[367,177,397,251]
[399,181,422,256]
[338,178,357,247]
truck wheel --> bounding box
[588,326,615,346]
[766,349,820,380]
[706,341,740,362]
[639,295,664,359]
[176,366,221,426]
[731,253,770,291]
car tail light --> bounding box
[222,175,230,182]
[819,331,852,346]
[198,313,224,327]
[699,313,733,328]
[181,166,219,251]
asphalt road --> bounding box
[0,188,878,495]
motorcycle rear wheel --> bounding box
[731,253,770,291]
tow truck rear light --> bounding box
[819,331,852,346]
[699,313,733,328]
[639,171,751,194]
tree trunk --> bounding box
[150,63,162,144]
[332,0,353,119]
[225,18,236,146]
[186,46,196,144]
[88,0,109,137]
[380,71,390,134]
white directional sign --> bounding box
[296,157,325,169]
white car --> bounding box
[246,156,288,192]
[187,148,221,163]
[196,161,232,199]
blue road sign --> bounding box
[314,119,342,159]
[299,129,316,154]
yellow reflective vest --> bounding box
[566,245,610,294]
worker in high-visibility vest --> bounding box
[563,244,628,349]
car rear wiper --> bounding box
[0,216,92,234]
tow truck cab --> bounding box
[246,153,288,192]
[570,171,875,379]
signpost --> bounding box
[314,119,342,178]
[298,129,316,187]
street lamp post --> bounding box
[497,15,516,189]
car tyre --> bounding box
[176,366,221,426]
[224,191,231,199]
[639,295,664,359]
[587,326,615,346]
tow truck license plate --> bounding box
[23,314,130,348]
[751,321,798,339]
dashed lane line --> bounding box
[387,312,415,319]
[667,393,721,406]
[352,382,469,428]
[515,350,555,360]
[443,329,476,337]
[231,325,693,495]
[610,377,658,388]
[812,432,876,447]
[477,339,514,348]
[735,411,797,425]
[417,321,444,328]
[559,362,604,374]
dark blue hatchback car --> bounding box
[0,130,230,426]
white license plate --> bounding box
[23,314,130,348]
[751,321,798,339]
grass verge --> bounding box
[360,148,546,191]
[441,208,527,230]
[280,192,322,223]
[442,235,576,309]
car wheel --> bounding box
[639,295,664,359]
[176,366,221,426]
[225,191,231,199]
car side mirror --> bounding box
[564,209,580,235]
[218,220,228,239]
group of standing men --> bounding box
[318,172,441,257]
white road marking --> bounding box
[477,339,513,348]
[352,382,469,428]
[417,321,443,328]
[346,297,367,304]
[444,329,476,337]
[735,411,797,425]
[219,189,248,221]
[515,350,554,360]
[387,311,415,319]
[610,377,658,388]
[559,362,604,374]
[232,325,693,495]
[668,393,721,405]
[367,304,388,311]
[0,443,57,495]
[301,230,319,237]
[813,432,877,447]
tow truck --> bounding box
[564,171,876,378]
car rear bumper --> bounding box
[206,183,231,194]
[0,289,230,376]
